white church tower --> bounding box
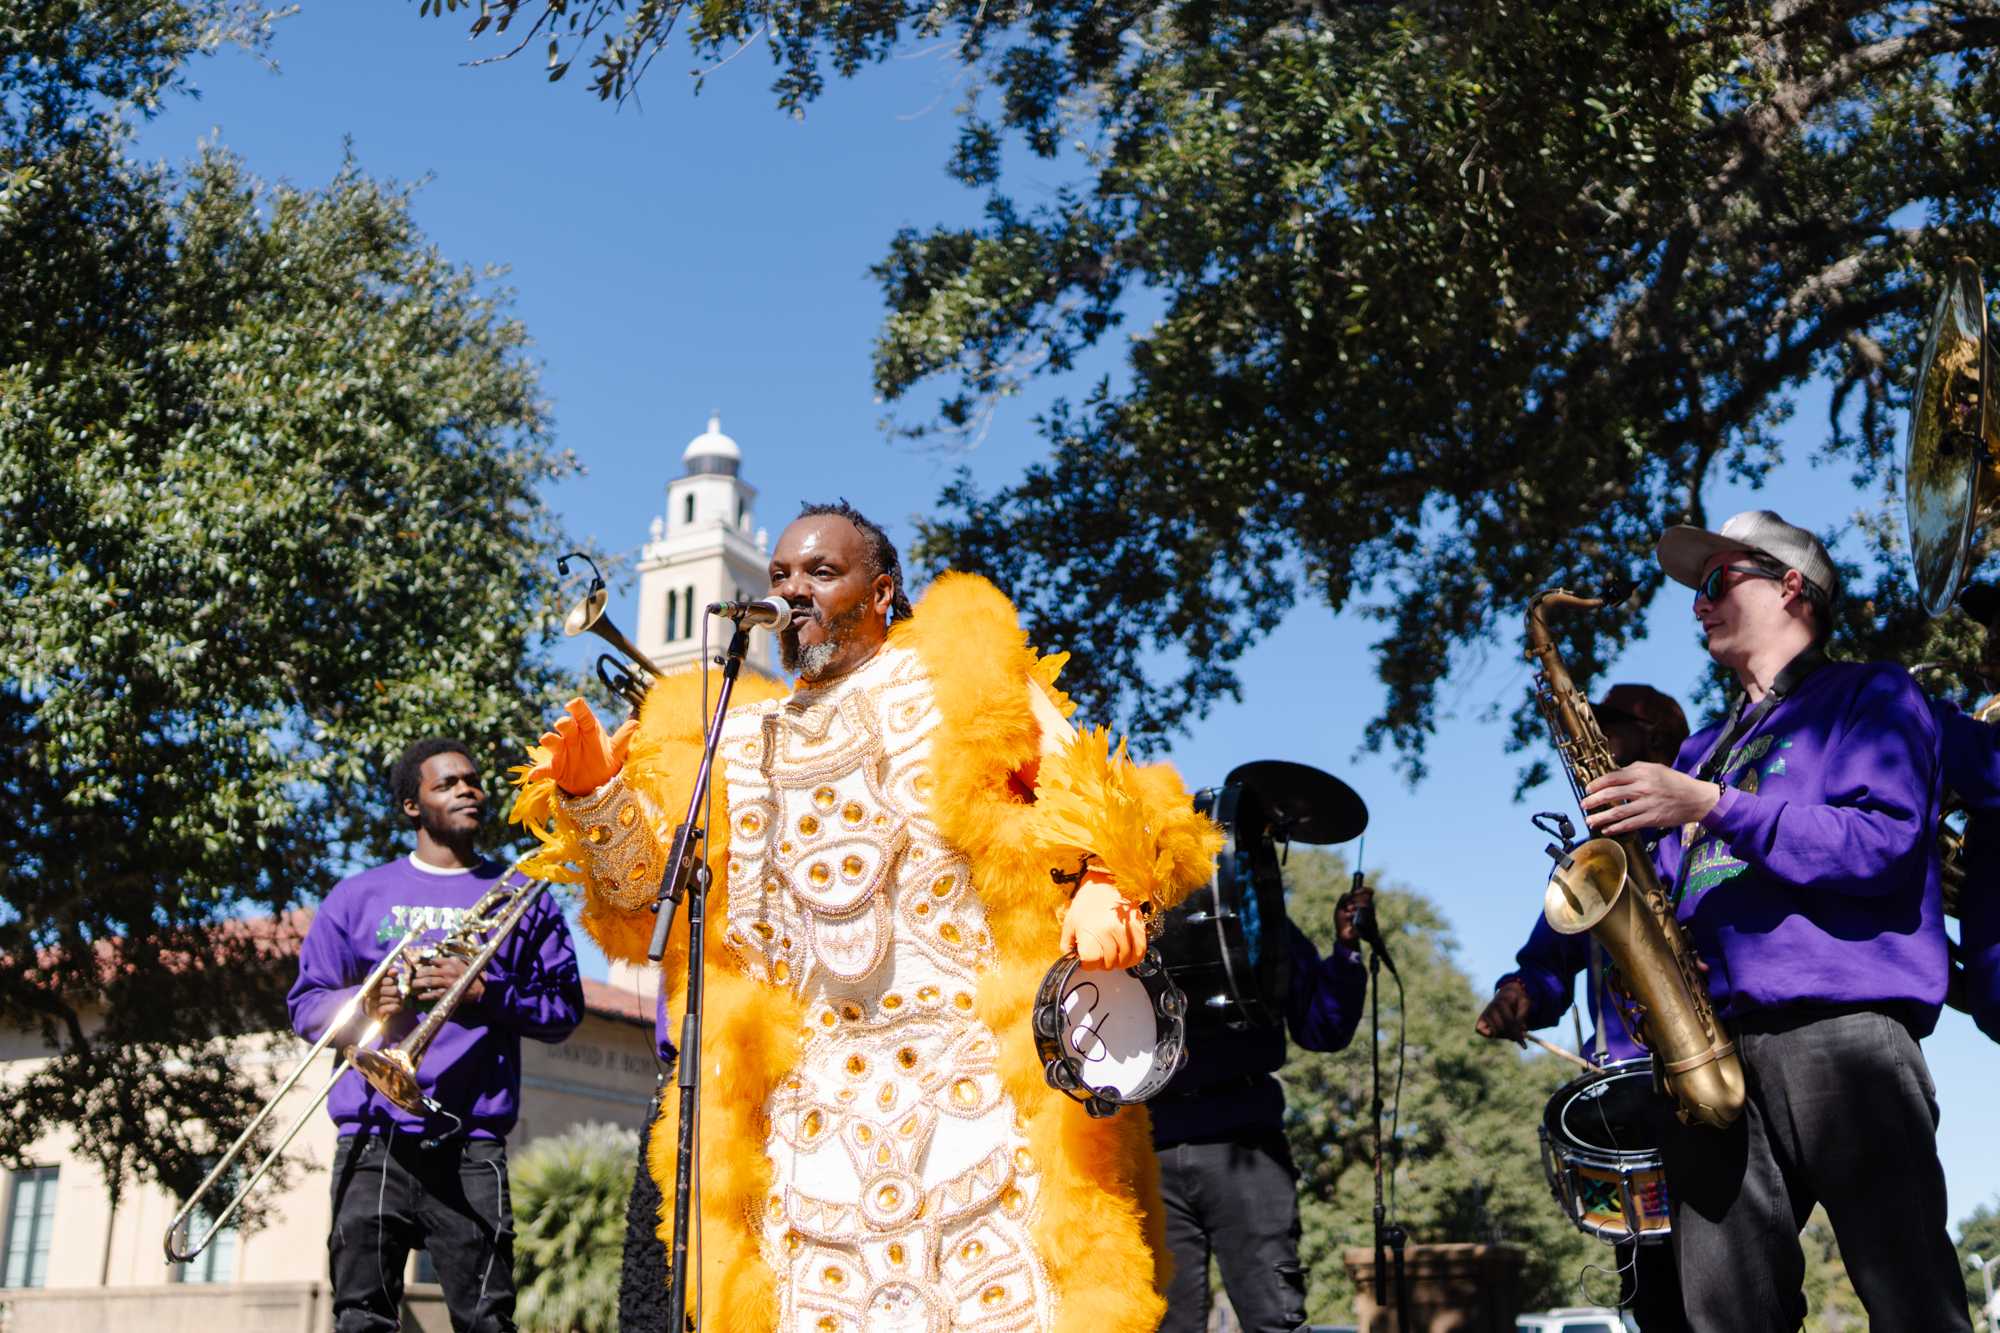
[634,415,780,677]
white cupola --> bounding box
[633,413,776,677]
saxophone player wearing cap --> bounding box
[1576,510,1968,1332]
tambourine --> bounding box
[1031,948,1188,1118]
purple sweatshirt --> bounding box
[1150,921,1366,1146]
[287,856,584,1139]
[1495,917,1646,1065]
[1651,660,1946,1032]
[1934,701,2000,1041]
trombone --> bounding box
[162,927,418,1263]
[163,862,553,1263]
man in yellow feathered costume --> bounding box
[513,501,1220,1333]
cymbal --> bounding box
[1222,760,1368,845]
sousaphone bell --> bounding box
[1906,257,2000,614]
[1904,258,2000,1013]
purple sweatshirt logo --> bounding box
[1682,736,1793,902]
[374,903,476,946]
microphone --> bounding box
[1344,869,1397,978]
[706,597,795,630]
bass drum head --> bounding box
[1158,782,1289,1028]
[1540,1058,1672,1245]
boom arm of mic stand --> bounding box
[646,623,751,964]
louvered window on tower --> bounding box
[682,586,694,641]
[665,589,679,643]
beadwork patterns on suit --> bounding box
[511,572,1222,1333]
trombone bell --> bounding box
[1906,257,2000,616]
[349,1047,423,1113]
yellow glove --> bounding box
[1060,876,1147,972]
[527,698,636,797]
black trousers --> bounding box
[1616,1238,1687,1332]
[328,1133,517,1333]
[1658,1007,1970,1333]
[1158,1129,1309,1333]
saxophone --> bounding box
[1527,588,1745,1128]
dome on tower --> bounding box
[682,414,741,476]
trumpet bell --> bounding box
[1544,838,1628,935]
[1906,257,2000,616]
[564,585,611,637]
[560,583,667,710]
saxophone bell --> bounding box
[1544,838,1627,932]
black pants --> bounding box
[1659,1007,1969,1333]
[1616,1238,1687,1332]
[328,1133,517,1333]
[1158,1130,1309,1333]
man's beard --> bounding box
[418,803,482,850]
[782,600,868,680]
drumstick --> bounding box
[1524,1033,1598,1074]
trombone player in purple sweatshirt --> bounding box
[1577,510,1969,1332]
[288,738,585,1333]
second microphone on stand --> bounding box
[708,597,796,630]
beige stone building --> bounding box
[0,924,661,1333]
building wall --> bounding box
[0,1009,656,1299]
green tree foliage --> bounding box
[430,0,2000,763]
[1,2,581,1202]
[1957,1198,2000,1330]
[512,1122,637,1333]
[1276,850,1596,1317]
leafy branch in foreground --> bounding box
[3,3,581,1200]
[425,0,2000,766]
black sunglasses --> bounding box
[1696,563,1783,604]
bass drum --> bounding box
[1155,781,1291,1029]
[1539,1058,1673,1245]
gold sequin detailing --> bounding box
[702,647,1051,1329]
[556,775,665,908]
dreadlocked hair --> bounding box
[797,499,915,624]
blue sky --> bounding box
[139,2,2000,1225]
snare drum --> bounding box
[1539,1058,1673,1245]
[1032,948,1187,1118]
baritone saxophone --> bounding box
[1526,588,1745,1128]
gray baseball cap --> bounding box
[1656,509,1839,603]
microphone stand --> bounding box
[646,619,752,1333]
[1357,877,1411,1332]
